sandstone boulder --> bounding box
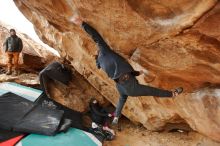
[14,0,220,142]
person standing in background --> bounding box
[3,29,23,75]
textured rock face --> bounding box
[0,22,55,70]
[14,0,220,142]
[47,69,107,112]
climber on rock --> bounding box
[70,14,183,125]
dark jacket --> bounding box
[4,35,23,52]
[82,22,134,80]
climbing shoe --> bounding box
[173,87,183,97]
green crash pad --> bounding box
[0,82,42,102]
[16,128,102,146]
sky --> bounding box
[0,0,59,55]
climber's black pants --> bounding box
[115,73,173,117]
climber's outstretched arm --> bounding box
[70,15,111,53]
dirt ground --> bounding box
[0,71,39,86]
[104,119,220,146]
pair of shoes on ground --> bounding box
[6,70,19,76]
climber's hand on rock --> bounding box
[70,14,83,26]
[139,70,144,75]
